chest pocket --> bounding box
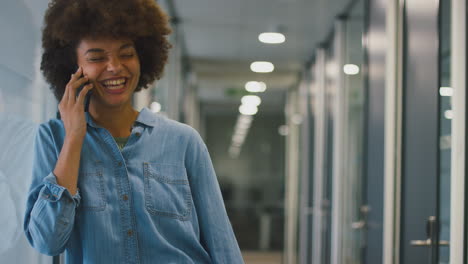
[143,163,192,221]
[78,161,106,211]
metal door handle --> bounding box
[351,220,365,229]
[411,239,431,246]
[351,205,370,229]
[410,239,450,247]
[439,240,450,246]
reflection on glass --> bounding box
[342,0,366,263]
[206,114,286,252]
[438,0,451,262]
[323,35,336,264]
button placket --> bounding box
[100,127,139,258]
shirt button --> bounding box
[118,161,123,166]
[135,132,141,137]
[122,195,128,201]
[127,230,133,236]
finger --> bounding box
[62,81,70,103]
[71,67,83,81]
[64,66,83,101]
[62,69,79,103]
[76,83,94,106]
[68,76,89,102]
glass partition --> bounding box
[341,0,366,263]
[0,1,54,263]
[438,0,451,262]
[323,35,336,264]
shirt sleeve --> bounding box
[186,130,244,264]
[23,123,81,256]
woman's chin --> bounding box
[92,96,132,109]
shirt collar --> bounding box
[134,107,158,127]
[85,107,158,128]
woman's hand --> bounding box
[58,67,94,140]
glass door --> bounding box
[437,0,451,262]
[399,0,450,263]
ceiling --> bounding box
[169,0,352,111]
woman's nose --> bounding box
[107,57,123,74]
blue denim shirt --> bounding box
[23,108,243,264]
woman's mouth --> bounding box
[100,78,127,94]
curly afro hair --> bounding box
[41,0,172,101]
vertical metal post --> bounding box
[383,0,404,263]
[133,85,151,111]
[284,88,300,264]
[299,76,312,264]
[167,23,182,121]
[330,18,346,264]
[312,47,326,264]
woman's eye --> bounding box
[121,53,134,58]
[88,57,104,62]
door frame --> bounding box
[450,0,466,262]
[330,18,346,264]
[383,0,404,263]
[312,47,327,264]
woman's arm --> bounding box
[54,67,92,195]
[23,67,92,255]
[186,131,244,263]
[23,124,82,256]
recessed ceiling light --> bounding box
[439,87,453,97]
[258,32,286,44]
[251,61,274,73]
[150,102,162,112]
[444,110,453,120]
[245,81,267,92]
[343,64,360,75]
[278,125,289,136]
[239,104,258,115]
[241,95,262,106]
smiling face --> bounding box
[76,38,141,109]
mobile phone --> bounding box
[77,82,92,112]
[75,69,92,112]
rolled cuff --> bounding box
[42,173,81,208]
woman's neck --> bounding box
[88,104,139,138]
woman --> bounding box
[23,0,244,263]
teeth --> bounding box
[103,78,126,86]
[107,84,124,90]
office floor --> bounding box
[242,251,282,264]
